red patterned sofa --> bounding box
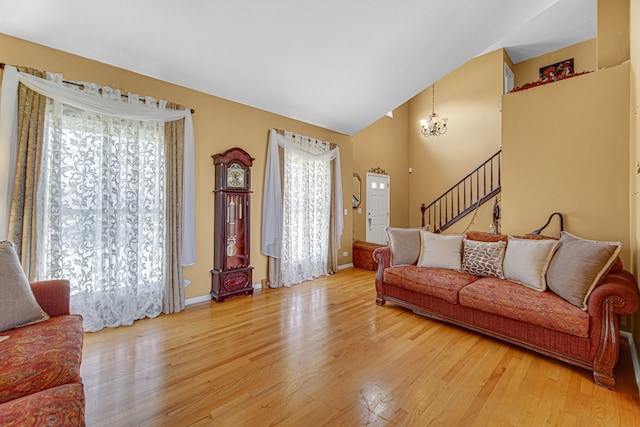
[0,280,85,426]
[373,230,640,390]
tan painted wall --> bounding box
[408,49,504,233]
[501,64,630,266]
[0,33,354,300]
[598,0,631,69]
[351,103,410,242]
[512,39,597,88]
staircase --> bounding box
[421,150,501,233]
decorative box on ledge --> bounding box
[353,241,386,271]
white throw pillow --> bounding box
[417,231,464,270]
[503,236,559,291]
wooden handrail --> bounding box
[421,151,501,233]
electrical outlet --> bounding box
[342,251,348,257]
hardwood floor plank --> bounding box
[81,268,640,426]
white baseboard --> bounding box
[338,263,354,270]
[185,294,211,306]
[620,331,640,396]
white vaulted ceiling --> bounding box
[0,0,596,135]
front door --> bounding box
[366,173,390,244]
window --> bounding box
[281,149,331,286]
[37,96,166,331]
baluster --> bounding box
[483,164,487,197]
[491,156,495,191]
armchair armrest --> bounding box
[30,280,71,317]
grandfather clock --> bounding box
[211,147,254,302]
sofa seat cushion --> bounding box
[459,278,590,338]
[383,266,479,304]
[0,315,83,404]
[0,383,85,426]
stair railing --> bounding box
[421,150,501,233]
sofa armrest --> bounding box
[586,270,639,389]
[587,271,640,317]
[373,247,391,305]
[30,280,71,317]
[373,246,391,270]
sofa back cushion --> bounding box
[0,241,49,332]
[466,230,556,243]
[465,231,508,243]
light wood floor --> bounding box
[81,268,640,426]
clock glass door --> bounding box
[225,192,247,269]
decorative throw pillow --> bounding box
[503,236,559,291]
[0,241,49,332]
[417,231,464,270]
[546,231,621,310]
[461,239,506,278]
[386,227,422,266]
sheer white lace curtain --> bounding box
[262,129,343,288]
[39,74,167,331]
[0,66,196,332]
[282,132,331,286]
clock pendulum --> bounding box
[226,195,237,257]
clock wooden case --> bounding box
[211,147,254,302]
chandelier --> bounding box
[419,84,448,137]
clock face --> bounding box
[227,163,245,188]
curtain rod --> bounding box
[1,63,195,114]
[274,128,336,149]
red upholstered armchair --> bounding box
[0,279,85,426]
